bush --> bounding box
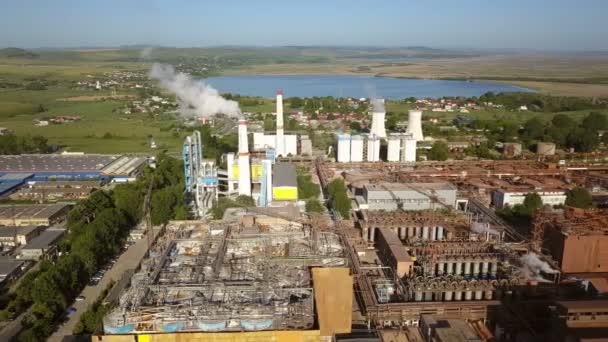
[305,199,325,213]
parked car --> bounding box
[76,295,86,302]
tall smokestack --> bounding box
[238,119,251,196]
[406,110,424,141]
[370,99,386,138]
[276,90,285,157]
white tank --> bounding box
[350,136,364,162]
[366,135,380,162]
[406,110,424,141]
[337,134,351,163]
[403,134,417,162]
[387,135,401,162]
[253,132,266,151]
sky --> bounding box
[1,0,607,50]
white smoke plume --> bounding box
[139,47,154,60]
[371,98,385,112]
[519,252,558,282]
[149,63,241,119]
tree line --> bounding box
[0,154,186,341]
[0,134,52,155]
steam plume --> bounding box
[371,98,385,112]
[139,47,154,60]
[519,252,558,282]
[149,63,241,119]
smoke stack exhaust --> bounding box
[238,119,251,196]
[276,90,285,157]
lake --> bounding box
[204,75,532,99]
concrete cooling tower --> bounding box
[370,99,386,139]
[406,110,424,141]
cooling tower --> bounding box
[276,90,285,157]
[238,120,251,196]
[370,111,387,138]
[406,110,424,141]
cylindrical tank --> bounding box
[430,227,437,241]
[349,135,364,162]
[465,290,473,301]
[424,291,433,301]
[399,227,406,239]
[445,260,454,274]
[454,291,462,301]
[369,227,376,241]
[403,135,417,162]
[414,291,423,302]
[481,261,489,278]
[387,135,401,162]
[414,227,420,238]
[485,290,494,300]
[437,262,445,276]
[436,226,444,240]
[444,291,453,301]
[489,262,497,278]
[464,261,472,277]
[475,290,483,300]
[455,260,463,276]
[473,262,480,277]
[337,134,352,163]
[422,226,430,240]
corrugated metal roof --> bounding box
[22,229,65,250]
[273,163,297,188]
[0,173,33,182]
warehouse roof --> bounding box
[101,156,147,176]
[0,204,69,220]
[0,182,23,197]
[0,173,34,182]
[273,163,297,187]
[365,182,457,192]
[0,154,118,173]
[0,225,40,238]
[22,229,65,250]
[0,257,24,278]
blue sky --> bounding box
[1,0,606,50]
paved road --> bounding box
[48,229,159,342]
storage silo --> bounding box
[387,134,401,162]
[337,134,351,163]
[402,134,417,162]
[406,110,424,141]
[350,135,364,162]
[284,135,298,156]
[366,134,381,162]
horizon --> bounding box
[1,0,607,50]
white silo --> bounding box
[367,134,381,162]
[387,134,401,162]
[402,134,417,162]
[337,134,351,163]
[370,99,387,138]
[406,110,424,141]
[237,119,251,196]
[350,135,364,162]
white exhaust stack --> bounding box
[238,119,251,196]
[370,99,386,138]
[276,90,285,157]
[407,110,424,141]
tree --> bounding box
[582,112,608,131]
[428,141,449,161]
[289,97,304,108]
[327,179,351,218]
[297,173,320,199]
[522,117,545,141]
[551,114,575,129]
[518,192,543,217]
[349,121,362,133]
[305,199,324,213]
[565,187,593,209]
[235,195,255,207]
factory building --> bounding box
[357,182,457,212]
[272,163,298,202]
[0,173,34,198]
[492,189,567,209]
[101,215,351,336]
[535,207,608,274]
[0,154,146,182]
[0,204,70,226]
[251,91,299,156]
[19,228,65,260]
[0,225,43,247]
